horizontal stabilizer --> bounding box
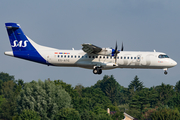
[4,51,14,57]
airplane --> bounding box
[4,23,177,75]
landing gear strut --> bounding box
[93,67,102,75]
[163,68,168,75]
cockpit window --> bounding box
[158,54,169,58]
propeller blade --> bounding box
[115,55,117,64]
[114,41,119,64]
[121,42,124,51]
[115,41,117,51]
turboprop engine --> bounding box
[96,48,113,56]
[82,42,123,64]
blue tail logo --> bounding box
[12,40,28,47]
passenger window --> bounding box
[89,56,91,58]
[82,56,84,58]
[124,57,126,59]
[75,56,76,58]
[107,56,109,59]
[78,56,80,58]
[64,55,66,58]
[61,55,63,58]
[58,55,59,58]
[68,55,70,58]
[127,57,129,59]
[121,57,123,59]
[131,57,133,59]
[138,57,140,59]
[117,57,119,59]
[92,56,94,58]
[103,56,105,59]
[71,55,73,58]
[134,57,136,59]
[110,57,112,59]
[96,56,98,58]
[100,56,102,59]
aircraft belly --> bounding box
[76,61,93,67]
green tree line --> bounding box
[0,72,180,120]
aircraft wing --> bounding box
[82,43,102,54]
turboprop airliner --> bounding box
[4,23,177,75]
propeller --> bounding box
[114,42,124,65]
[114,41,120,64]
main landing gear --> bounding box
[93,67,102,75]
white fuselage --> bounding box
[38,49,177,70]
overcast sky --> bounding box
[0,1,180,88]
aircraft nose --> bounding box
[171,60,177,66]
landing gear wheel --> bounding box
[164,71,168,75]
[93,67,102,75]
[97,69,102,74]
[93,69,98,74]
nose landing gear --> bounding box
[163,68,168,75]
[164,71,168,75]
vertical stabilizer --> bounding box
[5,23,47,64]
[5,23,36,51]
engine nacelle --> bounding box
[96,48,113,56]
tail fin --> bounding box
[5,23,36,51]
[5,23,47,64]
